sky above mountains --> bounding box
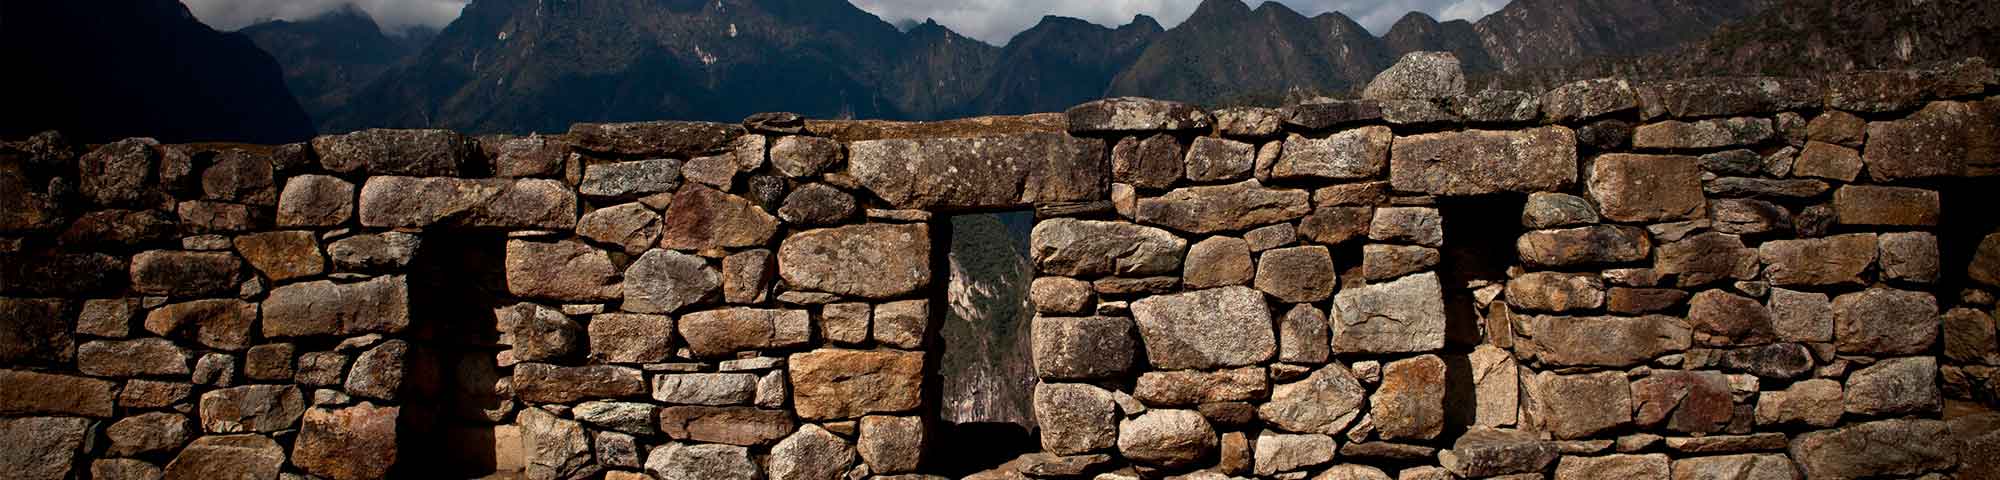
[185,0,1509,44]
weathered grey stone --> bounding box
[1641,76,1821,118]
[78,338,190,377]
[1033,316,1136,380]
[769,136,844,178]
[1833,287,1937,355]
[314,129,471,176]
[0,298,71,366]
[1522,192,1598,229]
[1631,370,1733,434]
[859,416,924,473]
[1369,207,1443,247]
[1755,379,1842,427]
[1256,246,1337,303]
[1361,244,1440,282]
[1214,107,1284,138]
[682,153,739,188]
[1284,99,1385,130]
[1259,364,1366,435]
[1589,154,1706,223]
[1541,78,1639,122]
[647,443,758,480]
[1577,118,1635,150]
[595,431,642,469]
[721,249,774,304]
[294,352,347,386]
[1067,97,1211,132]
[1632,117,1773,149]
[1300,206,1374,245]
[358,177,576,229]
[1318,464,1395,480]
[872,299,927,349]
[1760,234,1876,286]
[1183,236,1253,289]
[1112,134,1185,189]
[1864,100,2000,180]
[1030,277,1093,315]
[1710,198,1791,235]
[1364,51,1466,100]
[1523,371,1631,439]
[569,121,743,158]
[198,385,304,433]
[1704,177,1830,199]
[652,373,757,406]
[779,223,930,299]
[129,250,239,297]
[1035,382,1120,455]
[660,185,779,251]
[487,134,566,177]
[1391,127,1578,195]
[520,407,599,480]
[1133,367,1267,406]
[1687,289,1778,347]
[1844,356,1939,416]
[1254,433,1337,476]
[1274,127,1392,180]
[1275,304,1331,364]
[1717,342,1815,379]
[107,411,193,456]
[118,379,190,410]
[622,250,720,314]
[1506,272,1606,313]
[326,232,420,271]
[91,458,162,480]
[850,133,1105,209]
[1793,141,1863,181]
[512,363,647,404]
[770,424,855,480]
[1437,428,1559,478]
[778,183,858,226]
[190,353,233,387]
[790,348,926,420]
[507,239,621,302]
[589,313,674,364]
[1131,286,1275,369]
[1834,185,1939,227]
[1137,180,1310,234]
[577,203,661,254]
[657,406,794,446]
[345,340,406,400]
[75,298,135,339]
[79,138,160,206]
[59,209,178,248]
[678,308,810,358]
[1118,409,1216,468]
[497,302,581,362]
[1554,454,1668,480]
[1699,149,1765,176]
[1331,272,1445,354]
[174,200,262,233]
[292,403,399,480]
[1669,454,1798,480]
[1877,232,1939,284]
[1372,355,1446,441]
[1185,137,1255,182]
[161,434,287,480]
[1789,418,1954,479]
[1469,345,1519,428]
[1518,225,1651,268]
[1031,218,1185,277]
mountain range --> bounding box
[7,0,1992,143]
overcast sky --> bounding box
[185,0,1511,44]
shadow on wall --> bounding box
[1438,194,1527,441]
[394,233,516,477]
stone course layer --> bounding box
[4,53,2000,480]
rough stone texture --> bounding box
[678,308,810,358]
[1542,78,1639,122]
[358,177,576,229]
[292,403,399,480]
[660,185,779,251]
[512,363,647,404]
[161,434,288,480]
[1369,207,1443,247]
[326,232,420,271]
[1944,308,1998,364]
[1669,454,1799,480]
[1066,97,1212,133]
[1035,382,1120,455]
[1259,364,1367,435]
[1794,141,1863,181]
[859,416,924,474]
[779,223,930,299]
[1789,418,1954,479]
[581,159,682,199]
[314,129,470,176]
[778,183,858,226]
[770,136,844,178]
[1975,233,2000,288]
[647,443,758,480]
[577,203,661,255]
[1254,433,1338,476]
[1136,180,1310,234]
[1863,100,1999,181]
[129,250,239,297]
[106,411,192,457]
[1331,272,1446,354]
[1877,232,1939,284]
[790,349,925,420]
[498,302,582,363]
[1832,288,1937,356]
[1523,371,1631,440]
[1687,290,1779,347]
[79,138,161,206]
[1522,192,1599,229]
[721,249,774,304]
[1364,52,1465,100]
[1518,225,1652,268]
[1031,218,1185,277]
[1131,286,1275,369]
[622,249,720,314]
[1274,127,1392,180]
[1833,185,1939,227]
[1256,246,1337,303]
[1185,137,1255,182]
[1843,356,1939,416]
[574,401,656,435]
[1632,117,1773,149]
[850,133,1105,209]
[1711,198,1791,235]
[769,424,855,480]
[1589,154,1706,222]
[507,239,621,302]
[1438,428,1559,478]
[1117,409,1217,468]
[345,340,406,400]
[1631,371,1733,434]
[1390,127,1578,196]
[1300,206,1374,245]
[1362,244,1440,282]
[1759,234,1876,286]
[90,459,161,480]
[520,407,600,480]
[588,313,674,364]
[1134,367,1267,406]
[1279,304,1331,364]
[871,300,926,349]
[1756,379,1842,427]
[0,372,115,417]
[1469,345,1519,428]
[1507,272,1606,313]
[657,406,794,446]
[1112,134,1185,189]
[1608,288,1687,314]
[78,338,190,376]
[1554,454,1668,480]
[198,385,304,433]
[1372,355,1446,440]
[1033,316,1135,380]
[1183,236,1253,288]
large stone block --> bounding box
[0,370,116,417]
[1844,356,1939,416]
[1790,418,1954,479]
[1253,433,1337,476]
[198,385,305,433]
[1541,78,1638,122]
[1640,77,1821,118]
[1111,133,1184,189]
[1034,382,1120,455]
[0,416,91,480]
[1523,371,1630,440]
[1372,355,1446,440]
[512,363,647,404]
[142,299,256,352]
[1554,454,1669,480]
[1390,126,1577,196]
[768,424,855,480]
[657,406,794,446]
[161,434,287,480]
[1632,117,1773,149]
[789,349,925,420]
[1032,316,1136,380]
[1030,218,1185,277]
[1331,272,1445,354]
[78,338,190,377]
[1516,315,1690,368]
[1518,225,1651,268]
[1687,290,1778,347]
[1134,367,1267,406]
[1631,370,1733,434]
[778,223,930,299]
[858,416,924,474]
[358,177,576,229]
[1759,234,1876,286]
[1255,246,1337,303]
[1184,236,1253,288]
[1469,345,1519,427]
[589,313,674,364]
[659,185,778,251]
[1273,127,1392,180]
[292,403,399,480]
[1131,286,1275,369]
[1833,185,1939,227]
[677,308,810,358]
[129,250,240,297]
[1118,409,1217,468]
[1654,232,1758,287]
[1136,180,1310,234]
[313,129,471,176]
[1259,364,1366,435]
[1863,100,2000,180]
[1065,97,1211,133]
[1438,428,1558,478]
[520,408,599,480]
[850,133,1105,209]
[506,239,621,302]
[580,158,682,199]
[1506,272,1606,313]
[1832,287,1937,356]
[277,174,355,226]
[1756,379,1843,427]
[1588,154,1705,222]
[262,275,409,337]
[623,250,720,314]
[569,121,743,157]
[1669,454,1799,480]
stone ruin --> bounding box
[3,52,2000,480]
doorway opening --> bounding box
[926,211,1042,476]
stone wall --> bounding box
[3,53,2000,480]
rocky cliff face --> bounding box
[241,5,432,128]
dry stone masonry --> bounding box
[3,52,2000,479]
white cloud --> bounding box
[182,0,468,34]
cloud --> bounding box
[852,0,1515,45]
[182,0,468,34]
